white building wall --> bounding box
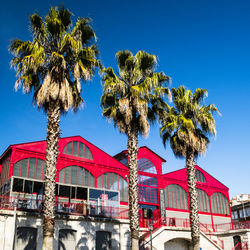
[166,210,189,219]
[199,214,212,225]
[213,216,231,225]
[0,212,15,250]
[0,211,131,250]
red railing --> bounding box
[214,221,250,231]
[233,221,250,230]
[233,242,248,250]
[0,196,129,220]
[200,222,224,249]
[214,222,234,232]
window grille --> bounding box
[63,141,93,159]
[0,158,10,186]
[138,186,158,204]
[197,188,210,212]
[164,184,188,210]
[58,166,94,187]
[97,172,128,202]
[13,158,45,180]
[138,175,158,187]
[211,192,230,215]
[138,158,157,174]
[196,169,206,183]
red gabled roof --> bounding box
[162,165,228,190]
[1,135,128,171]
[114,146,166,163]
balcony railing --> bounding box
[232,242,249,250]
[0,195,129,220]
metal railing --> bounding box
[232,242,248,250]
[200,222,224,249]
[0,195,129,220]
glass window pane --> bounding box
[73,141,78,157]
[33,181,43,195]
[112,174,118,190]
[108,173,113,189]
[138,158,157,174]
[76,187,87,199]
[84,146,90,159]
[59,185,70,198]
[79,143,84,158]
[71,187,76,199]
[90,175,95,187]
[37,160,44,180]
[97,176,102,188]
[89,188,103,200]
[63,145,67,154]
[65,167,71,184]
[13,178,24,192]
[13,161,21,177]
[77,167,83,186]
[123,181,128,202]
[89,151,93,160]
[24,180,33,194]
[59,168,65,183]
[21,159,29,178]
[84,170,89,187]
[165,184,187,209]
[29,158,36,179]
[63,142,93,160]
[71,166,77,185]
[102,173,108,189]
[67,142,73,155]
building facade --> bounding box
[0,136,239,249]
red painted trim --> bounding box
[0,135,232,224]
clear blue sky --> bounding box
[0,0,249,198]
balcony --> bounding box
[0,195,129,220]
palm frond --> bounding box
[10,6,100,113]
[101,50,170,137]
[159,86,219,158]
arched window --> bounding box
[197,188,210,212]
[164,184,188,210]
[58,166,95,187]
[138,158,157,174]
[15,227,37,249]
[96,231,112,250]
[0,158,10,185]
[59,229,76,250]
[97,172,128,202]
[13,158,45,180]
[211,192,230,215]
[196,169,206,183]
[63,141,93,160]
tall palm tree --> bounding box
[9,6,100,249]
[101,50,170,250]
[159,86,219,250]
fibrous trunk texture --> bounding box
[42,100,60,250]
[186,150,200,250]
[127,125,139,250]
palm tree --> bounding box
[101,50,170,250]
[9,6,100,249]
[159,86,219,250]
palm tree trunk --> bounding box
[42,100,60,250]
[186,150,200,250]
[127,125,139,250]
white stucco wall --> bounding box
[213,216,231,225]
[0,211,131,250]
[199,214,212,225]
[143,227,222,250]
[165,210,189,219]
